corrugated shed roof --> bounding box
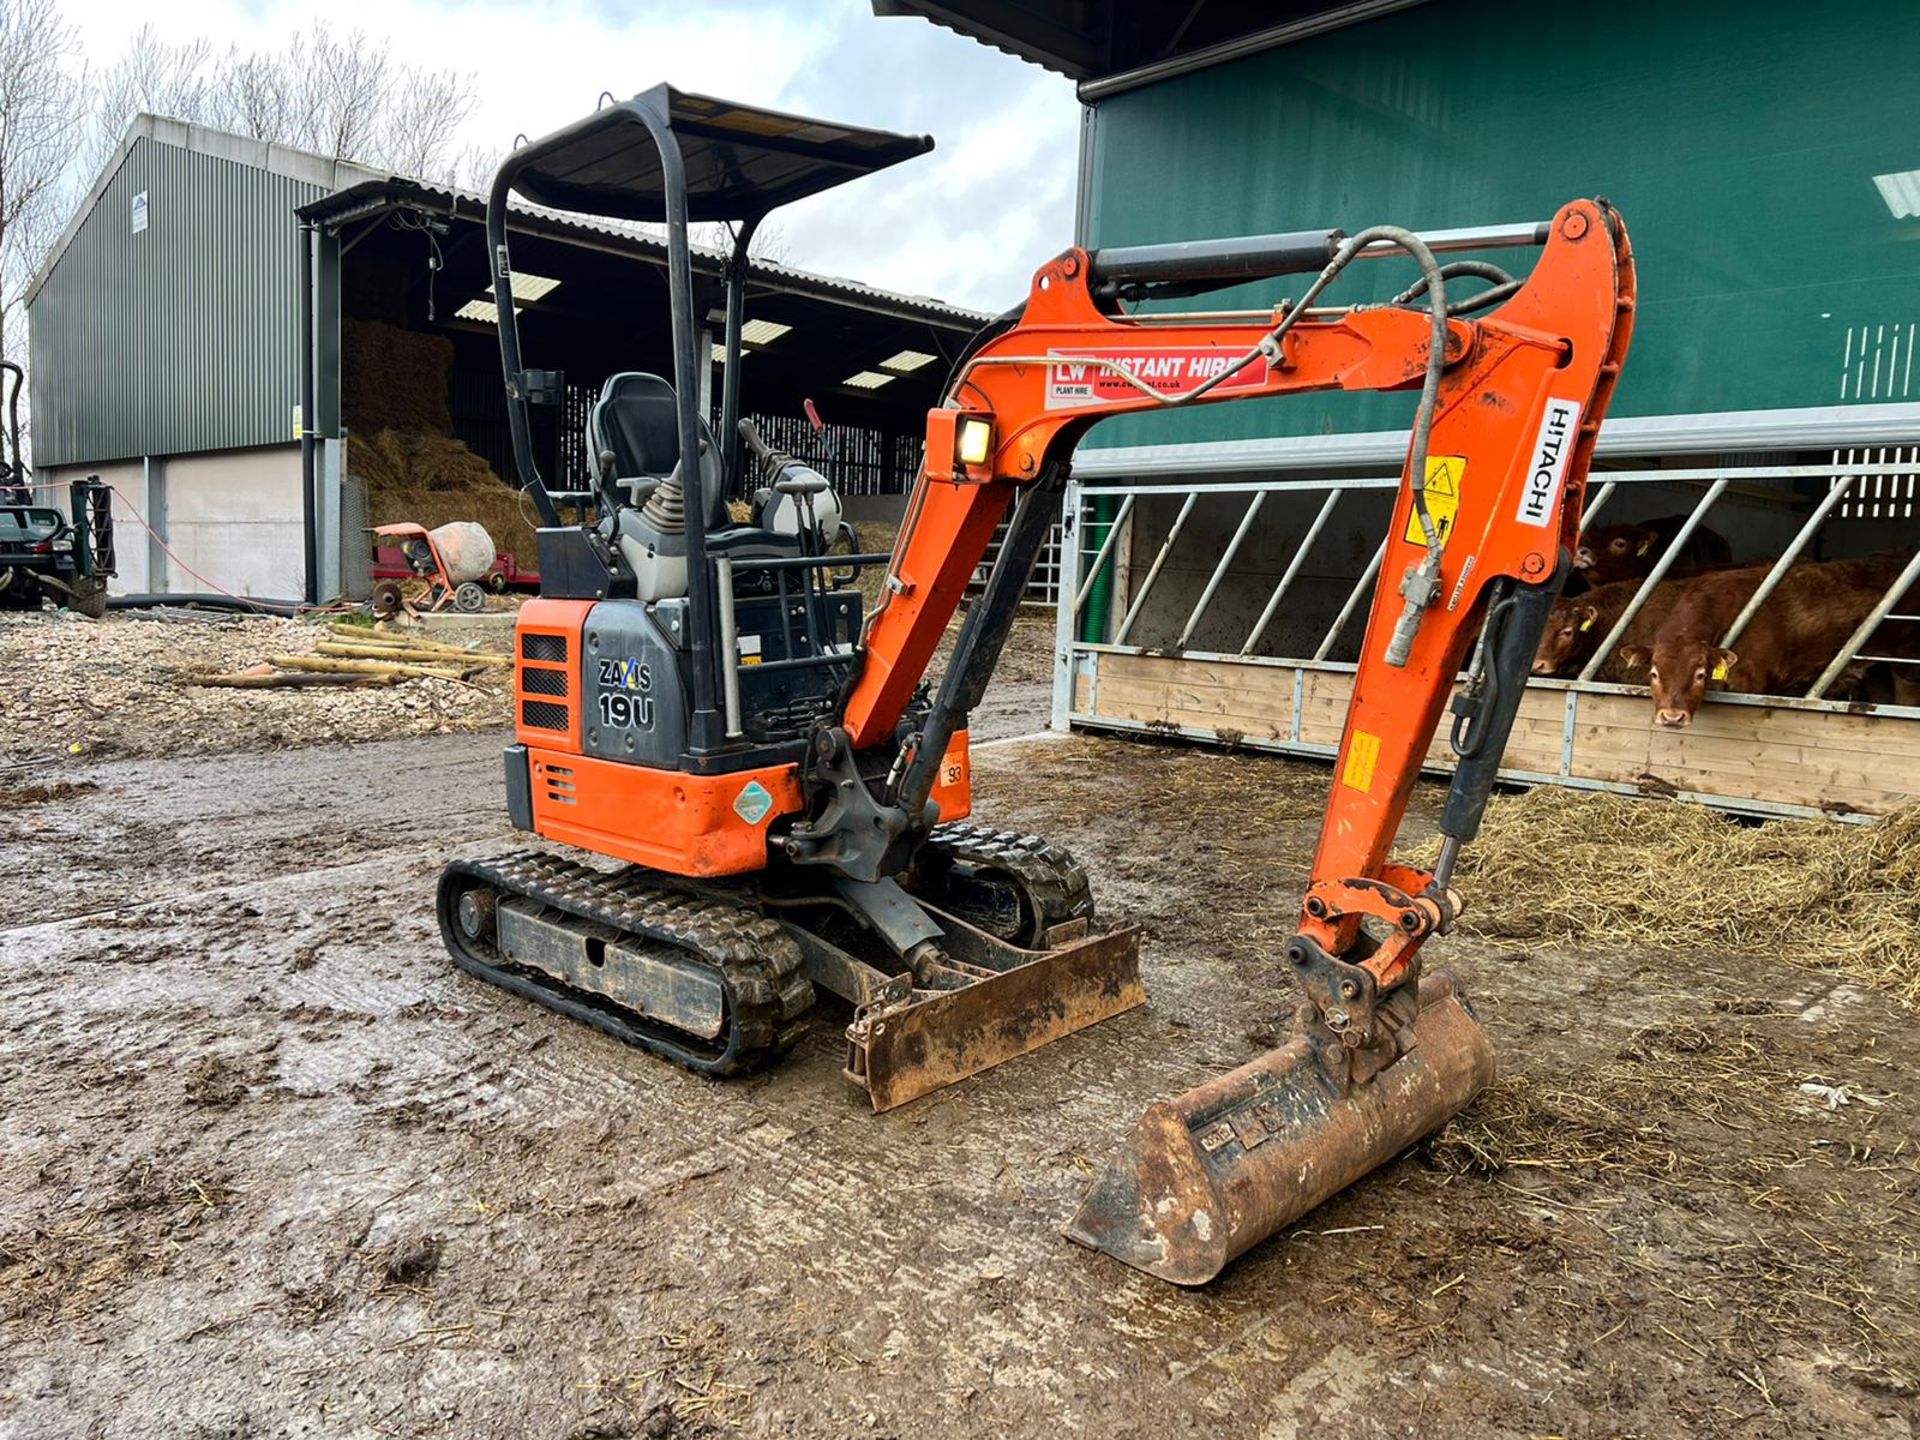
[870,0,1097,78]
[30,112,991,330]
[300,177,990,330]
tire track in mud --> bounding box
[1,734,511,930]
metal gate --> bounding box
[1051,455,1920,820]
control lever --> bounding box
[740,418,831,493]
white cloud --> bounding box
[59,0,1080,311]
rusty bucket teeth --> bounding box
[1065,973,1494,1285]
[848,921,1146,1113]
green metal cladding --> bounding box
[1083,0,1920,449]
[27,136,319,467]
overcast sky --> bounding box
[60,0,1082,314]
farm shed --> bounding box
[25,114,986,602]
[885,0,1920,818]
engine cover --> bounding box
[581,598,690,767]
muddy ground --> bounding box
[2,620,1916,1438]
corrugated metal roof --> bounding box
[300,178,990,329]
[869,0,1421,89]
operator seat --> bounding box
[586,372,801,592]
[587,372,729,530]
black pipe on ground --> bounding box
[106,593,309,615]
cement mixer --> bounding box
[368,521,496,615]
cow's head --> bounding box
[1533,600,1603,675]
[1576,524,1659,586]
[1617,640,1737,728]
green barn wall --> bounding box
[27,136,320,467]
[1082,0,1920,450]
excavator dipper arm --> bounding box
[840,199,1634,1285]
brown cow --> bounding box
[1575,513,1734,589]
[1616,555,1909,727]
[1533,576,1688,678]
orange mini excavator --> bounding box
[440,87,1633,1284]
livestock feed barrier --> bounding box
[1051,454,1920,820]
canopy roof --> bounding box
[504,84,935,224]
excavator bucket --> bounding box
[845,912,1146,1112]
[1066,973,1492,1285]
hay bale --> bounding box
[341,319,454,436]
[350,430,540,561]
[1419,789,1920,1008]
[852,520,899,613]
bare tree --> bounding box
[697,220,792,265]
[0,0,80,364]
[455,143,506,197]
[83,26,211,177]
[377,65,475,181]
[293,26,388,163]
[82,22,477,185]
[212,49,293,145]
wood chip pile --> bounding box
[0,611,512,761]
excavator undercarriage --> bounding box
[441,822,1140,1109]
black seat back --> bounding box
[588,372,724,527]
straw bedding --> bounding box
[1421,787,1920,1009]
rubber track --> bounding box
[438,851,814,1077]
[919,822,1095,941]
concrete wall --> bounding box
[40,459,149,594]
[161,445,304,598]
[47,444,304,598]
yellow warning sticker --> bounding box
[1405,455,1466,545]
[1343,730,1382,793]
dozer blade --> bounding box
[847,918,1145,1113]
[1066,973,1493,1285]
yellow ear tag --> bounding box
[1636,537,1654,556]
[1711,661,1729,681]
[1578,615,1595,632]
